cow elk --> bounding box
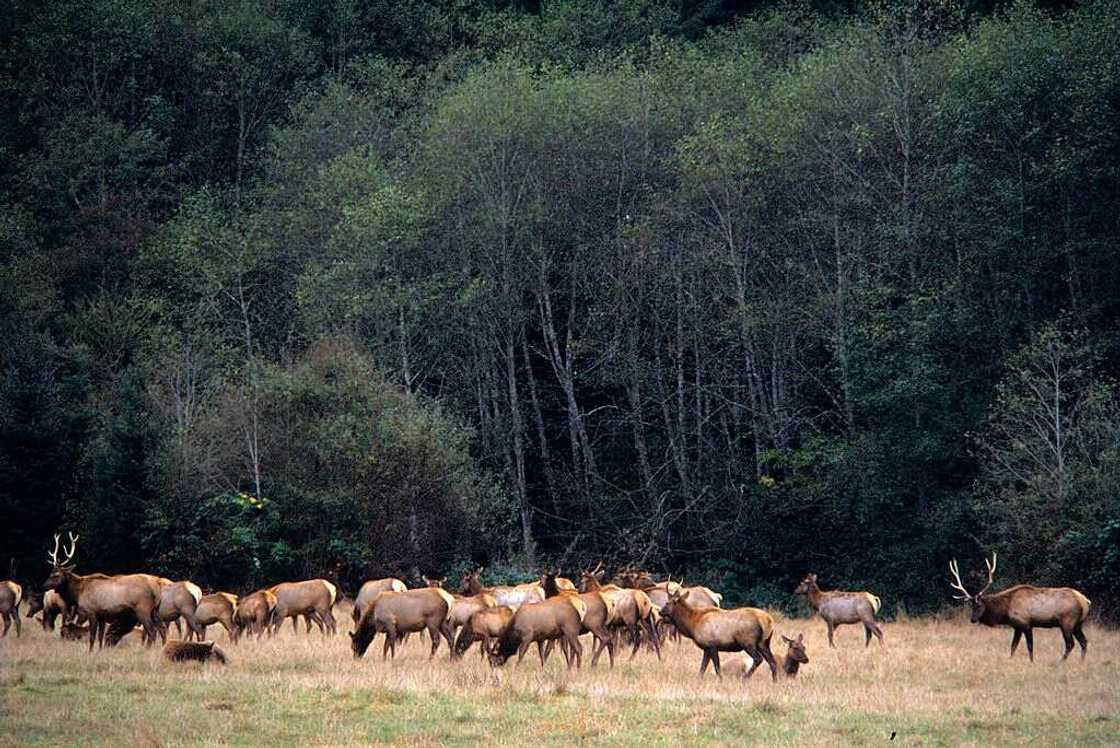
[661,586,778,681]
[453,605,516,660]
[579,564,662,662]
[794,573,883,648]
[352,578,407,624]
[163,640,228,665]
[192,592,238,642]
[540,570,615,667]
[459,569,545,609]
[350,587,455,660]
[780,634,809,677]
[269,579,338,635]
[235,590,277,640]
[948,552,1091,662]
[491,586,587,669]
[42,533,161,651]
[155,580,204,642]
[26,589,73,631]
[1,579,22,637]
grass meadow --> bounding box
[1,604,1117,746]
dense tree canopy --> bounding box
[2,0,1118,618]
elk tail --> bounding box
[11,582,22,609]
[185,582,202,606]
[323,580,338,608]
[866,593,881,614]
[1072,590,1091,622]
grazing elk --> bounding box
[269,579,338,635]
[453,605,516,660]
[459,569,545,609]
[163,640,228,665]
[350,587,455,660]
[794,573,884,648]
[579,564,662,662]
[948,553,1091,661]
[235,590,277,640]
[540,570,616,667]
[352,578,407,624]
[192,592,238,642]
[1,578,22,637]
[491,592,587,669]
[661,586,778,681]
[42,533,162,651]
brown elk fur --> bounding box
[541,571,616,667]
[269,579,338,635]
[1,580,22,637]
[661,587,779,681]
[192,592,238,642]
[351,588,455,660]
[43,534,162,651]
[492,586,587,669]
[794,573,883,648]
[235,590,277,640]
[352,578,408,624]
[155,581,204,642]
[453,605,516,659]
[949,554,1090,661]
[163,640,228,665]
[580,569,662,662]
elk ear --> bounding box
[796,633,804,642]
[348,630,356,640]
[782,635,795,645]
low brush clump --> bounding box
[163,640,228,665]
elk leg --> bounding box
[440,621,455,658]
[1,613,9,636]
[427,623,442,659]
[88,617,98,652]
[537,640,548,666]
[1061,628,1075,661]
[873,622,884,646]
[864,624,872,647]
[644,617,662,661]
[1024,628,1034,662]
[759,639,779,681]
[699,649,711,676]
[568,634,582,669]
[744,644,764,679]
[710,651,722,679]
[516,641,532,665]
[825,621,835,648]
[1010,628,1022,657]
[1073,623,1088,659]
[628,624,642,661]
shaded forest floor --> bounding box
[1,607,1117,746]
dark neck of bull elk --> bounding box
[48,569,90,609]
[975,591,1012,627]
[541,573,566,598]
[665,598,705,639]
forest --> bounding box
[1,0,1118,618]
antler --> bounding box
[947,558,971,600]
[47,533,61,566]
[61,532,79,566]
[977,552,997,597]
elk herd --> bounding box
[0,534,1095,681]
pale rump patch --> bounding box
[184,582,202,605]
[323,580,338,607]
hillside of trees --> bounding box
[2,0,1118,618]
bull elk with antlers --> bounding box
[949,553,1091,661]
[42,533,162,650]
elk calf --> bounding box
[163,640,228,665]
[794,573,883,648]
[949,552,1091,662]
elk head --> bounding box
[459,569,484,596]
[43,532,79,591]
[948,553,997,624]
[422,576,446,589]
[782,633,808,664]
[579,562,604,592]
[793,573,817,595]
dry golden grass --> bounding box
[1,605,1117,746]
